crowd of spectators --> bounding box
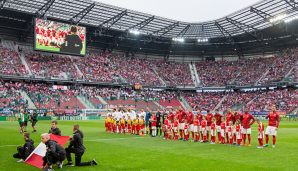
[24,51,81,79]
[108,55,162,86]
[0,45,28,76]
[196,60,240,87]
[153,60,194,86]
[0,81,27,110]
[74,52,118,82]
[182,91,224,111]
[247,89,298,113]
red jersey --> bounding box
[47,30,51,37]
[197,114,203,125]
[36,27,39,34]
[187,112,194,124]
[178,110,187,123]
[235,114,243,125]
[258,123,264,132]
[206,114,214,126]
[214,113,223,126]
[266,112,280,128]
[184,124,188,130]
[168,124,172,130]
[175,112,179,121]
[235,125,241,133]
[242,113,256,129]
[226,112,235,125]
[221,122,226,129]
[164,119,168,125]
[174,120,178,127]
[168,112,175,122]
[211,123,216,131]
[193,120,199,126]
[201,120,207,128]
[228,126,233,133]
[151,116,157,126]
[52,30,56,37]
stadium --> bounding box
[0,0,297,170]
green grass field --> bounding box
[0,120,297,171]
[35,43,85,55]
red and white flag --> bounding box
[25,134,69,168]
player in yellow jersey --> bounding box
[136,115,140,135]
[140,115,145,136]
[132,119,136,135]
[127,116,132,134]
[121,116,126,134]
[107,115,111,132]
[105,116,108,132]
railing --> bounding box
[80,95,96,109]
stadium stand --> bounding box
[182,92,224,110]
[0,81,27,110]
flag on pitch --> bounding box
[24,134,69,168]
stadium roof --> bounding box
[1,0,298,40]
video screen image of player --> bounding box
[35,19,86,56]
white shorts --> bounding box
[216,125,221,132]
[236,132,242,139]
[164,125,168,130]
[258,131,264,139]
[198,125,202,132]
[173,127,178,133]
[221,129,225,137]
[152,126,156,130]
[211,129,216,136]
[201,127,207,135]
[206,126,211,131]
[242,128,251,134]
[179,123,185,130]
[188,124,194,132]
[193,126,198,132]
[184,129,189,135]
[228,132,233,139]
[265,126,277,136]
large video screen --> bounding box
[34,18,86,56]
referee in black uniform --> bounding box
[156,109,161,137]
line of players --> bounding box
[35,23,85,47]
[105,106,280,148]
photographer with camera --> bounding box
[64,124,97,167]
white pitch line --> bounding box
[86,137,144,142]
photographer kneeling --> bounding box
[41,133,65,171]
[64,124,97,167]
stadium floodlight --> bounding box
[129,30,140,35]
[198,39,208,42]
[270,14,287,23]
[172,38,184,42]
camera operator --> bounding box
[64,124,97,167]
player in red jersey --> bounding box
[201,116,207,142]
[227,121,233,145]
[183,120,189,141]
[167,120,172,140]
[241,108,256,146]
[168,108,175,123]
[235,120,242,147]
[225,107,235,143]
[206,109,214,142]
[193,115,199,142]
[257,118,264,148]
[197,109,203,142]
[220,117,226,144]
[178,106,187,140]
[150,110,157,137]
[173,116,179,140]
[233,111,243,144]
[214,109,223,143]
[210,118,216,144]
[186,107,194,140]
[163,115,168,139]
[264,106,280,148]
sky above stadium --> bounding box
[96,0,261,22]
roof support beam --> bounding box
[214,22,230,38]
[0,0,7,9]
[153,22,179,35]
[283,0,298,11]
[71,2,95,25]
[250,7,282,30]
[226,17,260,41]
[36,0,55,18]
[129,16,155,30]
[177,24,190,37]
[100,10,127,30]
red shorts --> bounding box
[127,124,131,129]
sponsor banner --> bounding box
[59,116,88,120]
[118,105,124,108]
[166,106,173,109]
[241,111,287,116]
[53,85,68,90]
[108,105,117,109]
[193,111,224,115]
[123,105,136,110]
[0,108,13,116]
[280,117,298,121]
[97,104,104,109]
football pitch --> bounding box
[0,120,297,171]
[35,44,86,55]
